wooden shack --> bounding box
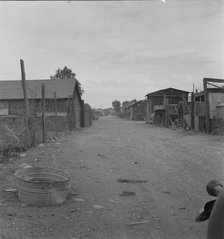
[0,78,83,130]
[126,100,146,121]
[145,88,189,127]
[121,101,130,119]
[194,78,224,133]
[126,100,137,120]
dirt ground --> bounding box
[0,116,224,239]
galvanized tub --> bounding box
[14,167,71,206]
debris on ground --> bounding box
[178,206,186,210]
[73,198,85,202]
[92,204,104,209]
[127,220,150,226]
[119,191,136,196]
[117,178,147,183]
[2,145,25,159]
[7,213,17,217]
[97,153,106,158]
[72,165,87,169]
[3,188,17,192]
[38,144,45,148]
[18,163,32,169]
[162,189,171,194]
[19,153,27,158]
[108,198,119,204]
[49,135,58,142]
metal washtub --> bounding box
[14,167,71,206]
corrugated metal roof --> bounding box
[0,78,77,100]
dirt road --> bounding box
[1,116,224,239]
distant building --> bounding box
[145,87,189,127]
[126,100,146,121]
[126,100,137,120]
[121,101,130,118]
[103,108,114,116]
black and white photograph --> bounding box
[0,1,223,238]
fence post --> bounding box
[182,94,186,129]
[191,92,195,130]
[20,59,31,149]
[203,78,210,133]
[163,93,168,127]
[54,91,58,137]
[41,84,46,142]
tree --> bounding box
[112,100,121,115]
[50,66,84,96]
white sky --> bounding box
[0,0,223,108]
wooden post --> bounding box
[182,94,186,129]
[149,99,152,117]
[163,93,168,127]
[89,105,92,126]
[146,98,151,123]
[71,84,77,130]
[20,59,30,148]
[41,84,46,142]
[145,99,149,123]
[203,78,210,133]
[54,91,58,136]
[191,92,195,130]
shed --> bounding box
[121,101,131,119]
[126,100,137,120]
[145,87,189,127]
[0,78,83,129]
[194,85,224,133]
[217,102,224,120]
[127,100,146,121]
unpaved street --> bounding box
[1,116,224,239]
